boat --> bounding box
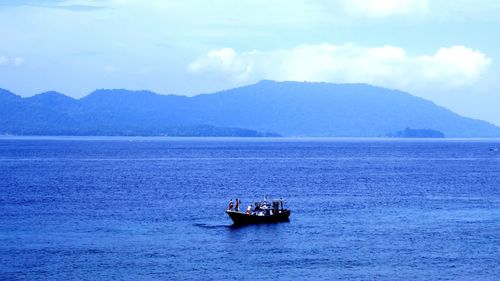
[226,198,290,225]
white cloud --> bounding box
[188,48,255,81]
[13,57,24,65]
[104,65,119,73]
[0,55,24,66]
[188,44,491,90]
[339,0,429,17]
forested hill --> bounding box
[1,81,499,137]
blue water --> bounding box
[1,138,499,280]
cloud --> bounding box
[104,65,119,73]
[339,0,429,17]
[188,48,255,81]
[13,57,24,65]
[188,44,491,90]
[0,0,106,11]
[0,55,24,66]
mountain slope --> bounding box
[190,80,500,137]
[0,81,499,137]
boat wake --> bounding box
[193,223,232,229]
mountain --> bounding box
[0,87,279,136]
[190,80,500,137]
[1,80,499,137]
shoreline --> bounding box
[1,135,500,142]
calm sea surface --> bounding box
[0,138,499,280]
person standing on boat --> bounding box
[246,205,252,214]
[228,199,234,211]
[254,202,261,214]
[235,198,240,212]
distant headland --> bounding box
[387,128,445,138]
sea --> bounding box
[0,137,499,280]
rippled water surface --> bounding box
[1,138,499,280]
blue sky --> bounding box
[1,0,500,125]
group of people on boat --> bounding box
[227,198,241,212]
[227,198,278,216]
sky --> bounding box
[1,0,499,125]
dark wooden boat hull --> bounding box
[226,210,291,225]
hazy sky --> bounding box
[1,0,500,125]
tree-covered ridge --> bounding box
[1,81,499,137]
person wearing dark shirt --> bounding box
[254,202,260,212]
[235,198,240,212]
